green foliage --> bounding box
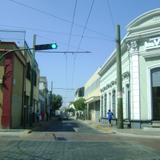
[66,107,75,113]
[52,94,63,111]
[73,98,86,111]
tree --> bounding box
[52,94,63,111]
[73,98,86,111]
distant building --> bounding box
[99,9,160,128]
[84,68,100,123]
[75,87,84,100]
[39,76,48,119]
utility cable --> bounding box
[71,0,95,92]
[67,0,77,95]
[105,0,115,31]
[67,0,78,51]
[76,0,95,51]
[71,53,77,89]
[7,0,114,39]
[0,24,114,42]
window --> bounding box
[26,63,31,80]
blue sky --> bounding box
[0,0,160,105]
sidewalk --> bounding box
[78,119,160,139]
[0,118,54,137]
[0,129,31,137]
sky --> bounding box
[0,0,160,106]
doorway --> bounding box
[151,68,160,120]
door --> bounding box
[151,68,160,120]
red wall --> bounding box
[1,54,13,128]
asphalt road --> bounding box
[32,117,101,133]
[0,118,159,160]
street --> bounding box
[0,118,159,160]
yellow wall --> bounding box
[84,68,100,101]
[11,56,24,128]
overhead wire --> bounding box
[7,0,114,39]
[0,24,114,42]
[66,0,78,95]
[65,0,78,105]
[71,0,95,91]
[67,0,77,51]
[105,0,115,31]
[76,0,95,51]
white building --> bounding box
[99,9,160,128]
[84,68,100,123]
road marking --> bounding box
[73,128,79,132]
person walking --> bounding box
[36,110,40,122]
[107,109,113,127]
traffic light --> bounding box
[34,43,58,51]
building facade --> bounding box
[0,42,26,128]
[84,68,100,122]
[23,42,40,126]
[99,9,160,128]
[75,87,84,100]
[39,76,48,120]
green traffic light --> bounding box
[51,43,58,49]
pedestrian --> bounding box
[41,111,45,121]
[46,111,49,121]
[36,110,40,122]
[76,112,79,120]
[107,109,113,127]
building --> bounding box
[39,76,48,120]
[75,87,84,100]
[0,42,26,128]
[84,68,100,123]
[23,42,40,126]
[99,9,160,128]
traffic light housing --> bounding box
[35,43,58,51]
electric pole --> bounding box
[116,25,123,129]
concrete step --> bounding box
[143,127,160,131]
[152,121,160,128]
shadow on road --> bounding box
[31,118,79,132]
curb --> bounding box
[113,130,160,139]
[78,120,160,139]
[0,129,32,137]
[78,120,113,133]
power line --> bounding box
[36,51,91,54]
[67,0,78,51]
[53,88,75,90]
[8,0,71,24]
[67,0,78,93]
[76,0,95,51]
[0,24,114,42]
[105,0,115,29]
[71,0,95,94]
[7,0,114,39]
[64,53,68,104]
[71,53,77,88]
